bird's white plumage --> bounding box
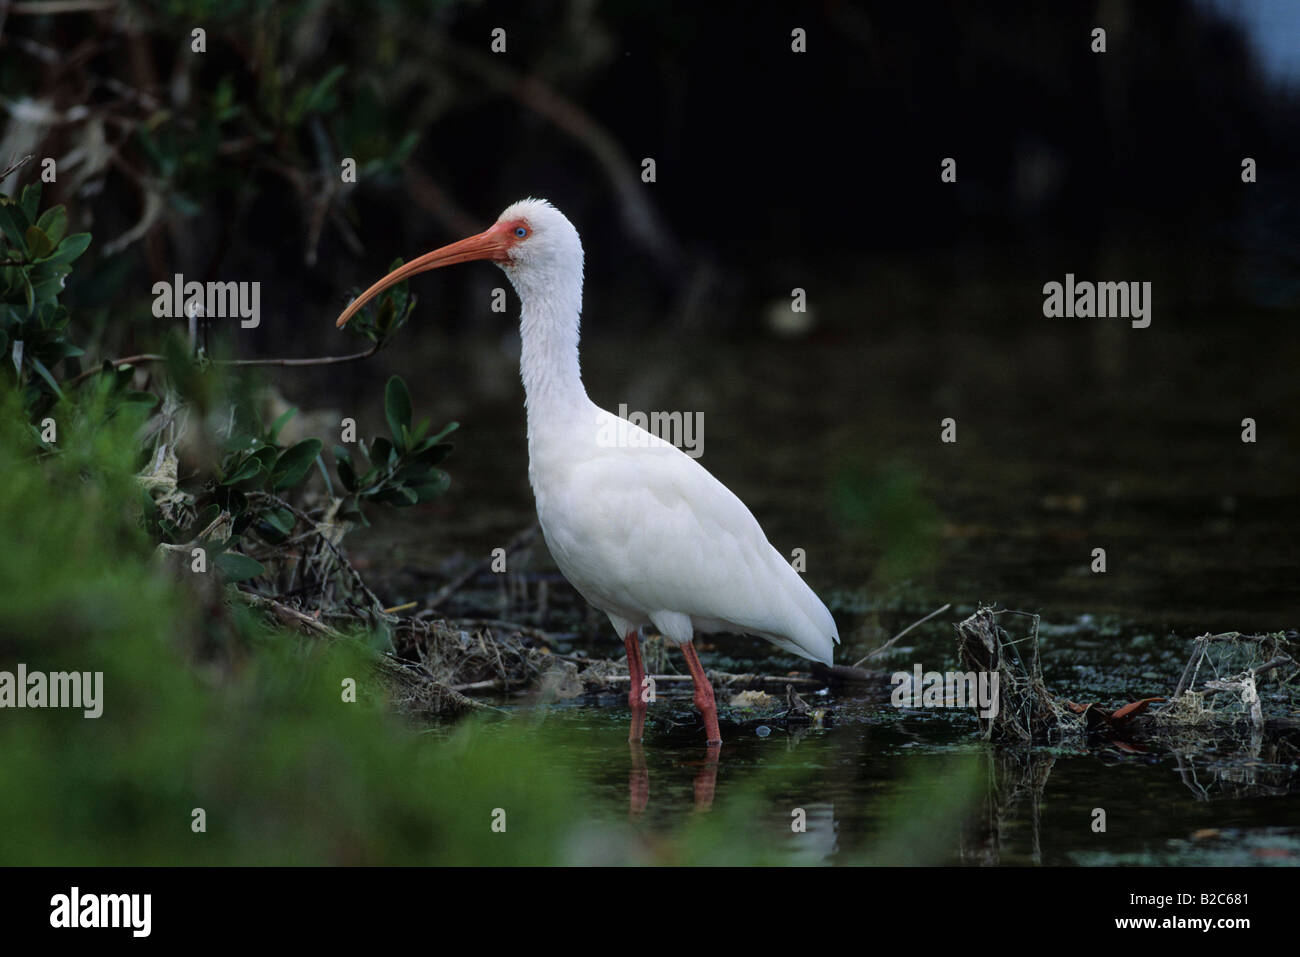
[495,199,839,666]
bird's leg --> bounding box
[680,640,722,745]
[628,741,649,818]
[693,744,721,812]
[624,630,647,743]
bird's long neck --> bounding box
[514,268,590,432]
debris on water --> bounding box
[1162,631,1296,729]
[955,606,1299,743]
[785,684,814,715]
[1060,696,1167,731]
[755,725,771,737]
[729,690,777,710]
[537,660,585,699]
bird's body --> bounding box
[337,198,840,744]
[531,405,837,664]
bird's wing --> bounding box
[537,413,838,664]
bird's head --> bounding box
[334,197,583,328]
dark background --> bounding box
[7,1,1294,340]
[4,0,1298,628]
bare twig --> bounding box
[853,603,952,668]
[218,343,380,367]
[602,672,825,692]
[0,154,33,182]
[67,342,381,388]
[241,593,344,639]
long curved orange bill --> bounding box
[335,225,512,328]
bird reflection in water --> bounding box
[627,740,721,818]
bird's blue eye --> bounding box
[515,226,528,238]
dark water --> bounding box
[329,287,1300,865]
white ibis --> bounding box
[336,199,839,745]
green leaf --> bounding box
[28,355,64,399]
[35,205,67,246]
[28,274,67,303]
[302,65,347,116]
[19,183,40,222]
[255,506,295,543]
[409,416,431,444]
[39,233,91,265]
[336,457,357,492]
[213,551,266,582]
[195,503,221,529]
[268,405,297,442]
[0,201,29,255]
[375,485,418,507]
[269,438,323,490]
[370,436,394,467]
[409,441,453,467]
[222,455,264,485]
[385,375,412,448]
[429,421,460,444]
[17,271,34,315]
[39,341,84,363]
[23,226,54,260]
[410,470,451,502]
[249,446,279,472]
[265,507,295,535]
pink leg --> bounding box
[693,743,721,811]
[628,741,649,818]
[624,631,647,743]
[680,640,722,745]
